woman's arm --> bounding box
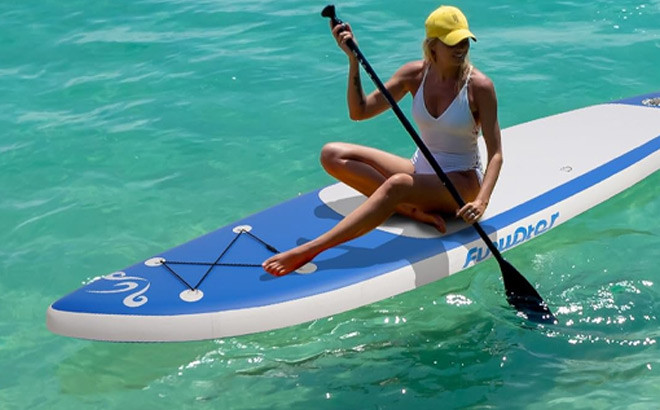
[332,23,418,121]
[475,75,503,206]
[458,72,503,220]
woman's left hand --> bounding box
[457,200,487,224]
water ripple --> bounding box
[12,204,77,232]
[0,141,33,154]
[58,22,268,45]
[125,172,182,190]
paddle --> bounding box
[321,5,557,324]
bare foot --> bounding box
[262,245,319,277]
[397,205,447,233]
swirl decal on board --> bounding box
[86,271,151,308]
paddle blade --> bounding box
[499,259,557,324]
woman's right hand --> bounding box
[331,22,357,58]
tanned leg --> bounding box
[320,142,446,231]
[263,173,416,276]
[261,169,482,277]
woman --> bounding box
[263,5,503,277]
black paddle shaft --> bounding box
[321,5,556,323]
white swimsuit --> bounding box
[410,65,483,181]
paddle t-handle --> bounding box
[321,5,341,29]
[321,4,556,324]
[322,5,362,66]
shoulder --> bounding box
[392,60,425,92]
[398,60,425,74]
[399,60,426,72]
[469,67,499,126]
[393,60,425,81]
[469,67,496,100]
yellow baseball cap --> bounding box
[425,6,477,46]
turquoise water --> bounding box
[1,0,660,408]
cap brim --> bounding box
[441,29,477,46]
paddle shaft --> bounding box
[327,15,506,265]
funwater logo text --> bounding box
[463,212,560,268]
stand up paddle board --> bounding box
[47,92,660,342]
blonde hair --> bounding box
[422,37,472,92]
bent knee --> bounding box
[381,173,415,197]
[320,142,345,168]
[320,142,359,174]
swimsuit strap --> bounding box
[464,65,474,88]
[420,64,430,89]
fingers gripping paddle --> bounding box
[321,4,556,324]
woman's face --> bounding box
[434,38,470,66]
